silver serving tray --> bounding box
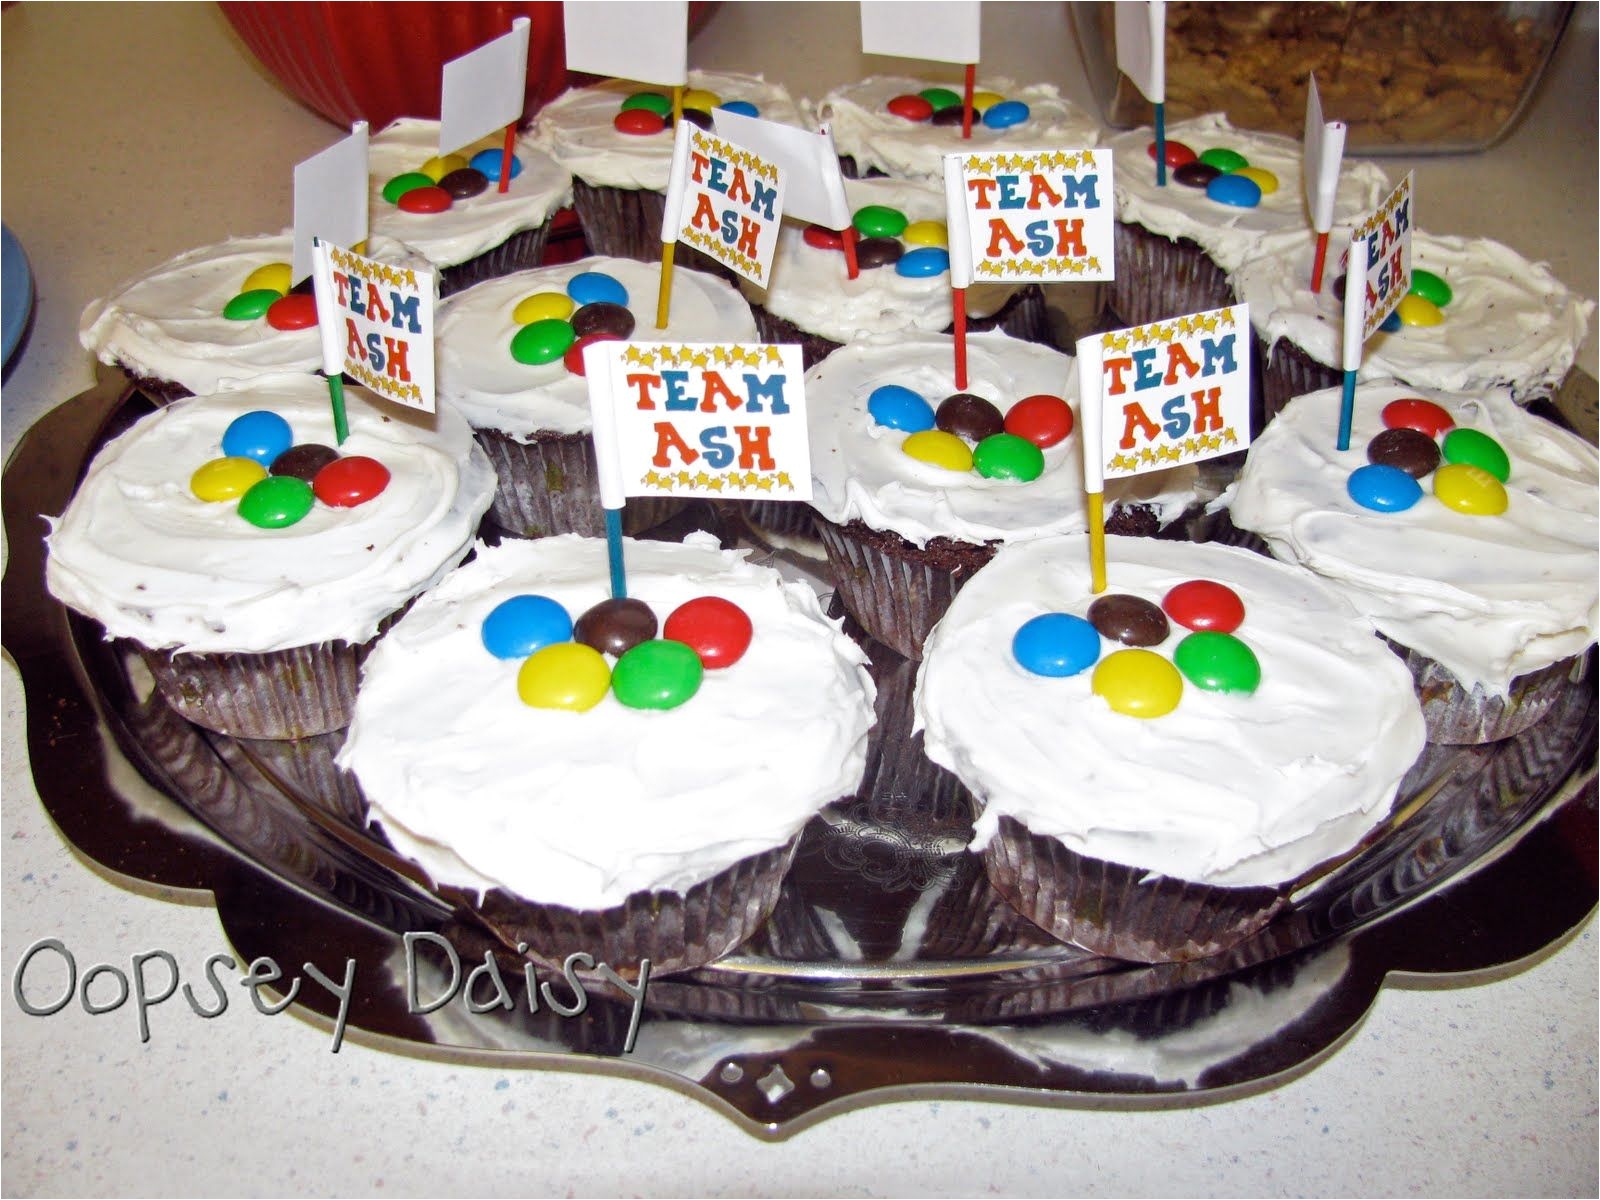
[5,374,1595,1136]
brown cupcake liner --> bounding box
[749,284,1058,373]
[1106,223,1235,330]
[232,728,368,827]
[127,633,379,740]
[449,835,802,980]
[982,814,1288,964]
[740,497,820,540]
[127,373,194,406]
[568,179,735,282]
[1386,638,1584,745]
[437,223,553,298]
[474,427,688,539]
[1254,332,1342,429]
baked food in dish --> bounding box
[740,175,1053,369]
[435,255,756,539]
[531,71,803,265]
[1231,227,1595,421]
[78,231,425,403]
[914,532,1426,962]
[1104,113,1390,329]
[1221,381,1598,743]
[337,532,877,978]
[44,375,496,738]
[368,117,572,296]
[811,76,1102,182]
[807,331,1202,659]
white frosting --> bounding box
[807,332,1200,547]
[813,76,1103,183]
[436,256,756,438]
[740,176,1020,340]
[78,232,426,395]
[45,375,497,654]
[1221,382,1599,695]
[1231,228,1595,401]
[368,118,572,269]
[338,533,877,908]
[531,71,804,191]
[1110,114,1392,274]
[914,534,1425,888]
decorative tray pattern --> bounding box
[5,374,1595,1136]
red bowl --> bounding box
[220,1,719,131]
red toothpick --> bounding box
[497,121,516,194]
[953,287,968,389]
[1310,231,1331,293]
[843,225,860,280]
[961,63,976,139]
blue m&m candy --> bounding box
[867,384,936,432]
[221,410,294,467]
[481,594,573,660]
[717,100,760,118]
[981,100,1030,130]
[895,246,950,278]
[469,149,522,182]
[1347,463,1423,513]
[1205,173,1262,208]
[566,271,630,308]
[1378,309,1402,334]
[1012,613,1100,678]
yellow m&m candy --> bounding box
[970,90,1006,111]
[1396,294,1445,327]
[420,153,468,182]
[241,262,292,296]
[191,456,268,502]
[517,642,611,711]
[901,429,973,472]
[512,291,576,324]
[681,88,722,112]
[902,220,949,248]
[1433,463,1508,516]
[1091,648,1183,718]
[1232,166,1279,195]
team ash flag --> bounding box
[584,342,811,503]
[1345,171,1414,353]
[945,148,1115,283]
[292,122,369,285]
[859,0,982,64]
[660,122,786,287]
[562,0,688,86]
[1076,304,1252,487]
[310,242,437,414]
[711,108,852,231]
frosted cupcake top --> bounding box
[813,76,1102,182]
[368,118,572,269]
[1109,113,1391,274]
[1231,227,1595,402]
[436,256,756,440]
[915,534,1424,888]
[531,71,804,191]
[1222,381,1599,695]
[45,375,496,654]
[807,331,1200,547]
[339,533,877,908]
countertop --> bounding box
[2,3,1595,1195]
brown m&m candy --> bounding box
[269,443,340,482]
[574,597,658,658]
[1367,427,1441,478]
[571,302,636,340]
[936,393,1005,442]
[1087,593,1170,647]
[853,237,904,269]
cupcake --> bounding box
[1104,113,1390,329]
[1231,227,1595,422]
[435,255,756,539]
[812,76,1102,182]
[914,533,1426,963]
[44,375,496,738]
[368,117,573,296]
[531,71,803,266]
[78,231,427,403]
[807,331,1202,659]
[740,175,1055,369]
[1221,381,1598,743]
[336,532,878,978]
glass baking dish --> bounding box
[1069,1,1576,154]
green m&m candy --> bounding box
[620,91,672,116]
[611,639,703,710]
[511,319,577,366]
[1441,427,1510,482]
[1409,269,1452,308]
[1173,631,1261,694]
[1198,147,1248,172]
[972,433,1045,482]
[382,171,436,205]
[223,289,281,321]
[918,87,962,112]
[853,204,908,239]
[237,475,315,529]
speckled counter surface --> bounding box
[2,4,1595,1195]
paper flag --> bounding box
[1349,171,1414,350]
[661,123,785,287]
[1114,0,1166,103]
[711,109,851,230]
[1303,74,1347,235]
[439,18,531,154]
[292,123,369,284]
[562,0,688,87]
[1075,304,1251,491]
[583,341,812,502]
[945,148,1115,283]
[310,242,437,414]
[859,0,982,65]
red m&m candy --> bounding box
[664,596,753,669]
[1381,398,1454,439]
[614,108,667,136]
[313,455,390,507]
[397,186,452,214]
[564,332,621,376]
[1149,139,1196,168]
[803,225,845,251]
[1003,394,1074,448]
[1162,579,1245,633]
[887,94,934,122]
[266,293,319,331]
